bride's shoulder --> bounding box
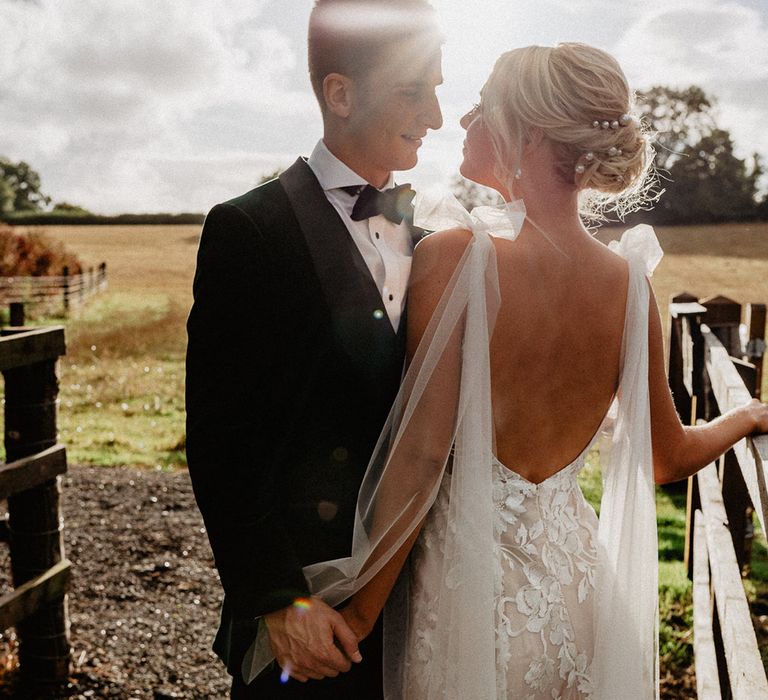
[414,226,474,263]
[410,227,474,291]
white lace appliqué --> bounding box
[406,453,599,699]
[493,455,598,700]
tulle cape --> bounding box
[243,192,662,700]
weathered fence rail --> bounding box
[0,326,71,683]
[668,292,768,698]
[0,262,107,321]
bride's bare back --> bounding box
[408,224,629,486]
[489,229,629,482]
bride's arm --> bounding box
[648,284,768,484]
[340,228,473,640]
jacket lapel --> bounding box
[279,158,399,376]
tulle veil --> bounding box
[243,190,662,699]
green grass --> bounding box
[580,453,703,675]
[580,453,768,677]
[8,290,188,469]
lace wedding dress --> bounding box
[403,433,602,698]
[243,195,663,700]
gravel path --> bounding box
[0,465,230,699]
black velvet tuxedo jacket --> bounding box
[186,158,422,676]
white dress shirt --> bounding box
[307,139,413,331]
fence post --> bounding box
[668,292,699,422]
[2,338,70,683]
[701,294,742,357]
[61,266,69,316]
[9,302,24,327]
[719,449,753,576]
[745,302,766,399]
[684,400,701,580]
[98,262,106,290]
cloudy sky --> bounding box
[2,0,766,214]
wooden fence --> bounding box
[0,326,71,684]
[0,262,107,322]
[668,292,768,698]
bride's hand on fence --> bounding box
[746,398,768,434]
[263,596,362,682]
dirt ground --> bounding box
[0,465,230,699]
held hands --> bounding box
[339,600,375,642]
[263,596,362,683]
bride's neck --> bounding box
[510,180,587,244]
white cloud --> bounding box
[0,0,317,212]
[614,0,768,160]
[0,0,766,212]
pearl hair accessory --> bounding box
[592,113,638,129]
[575,164,585,174]
[620,113,640,127]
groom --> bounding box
[185,1,443,697]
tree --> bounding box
[51,201,92,216]
[636,86,716,173]
[635,86,761,223]
[0,224,82,276]
[656,130,761,224]
[0,158,50,213]
[258,169,282,186]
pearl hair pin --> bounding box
[575,144,624,173]
[592,113,638,129]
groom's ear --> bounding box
[323,73,354,118]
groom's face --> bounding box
[347,38,443,185]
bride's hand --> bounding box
[339,602,374,642]
[747,398,768,434]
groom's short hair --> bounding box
[308,0,441,110]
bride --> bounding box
[246,43,768,698]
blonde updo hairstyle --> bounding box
[481,43,654,220]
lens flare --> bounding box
[293,597,312,611]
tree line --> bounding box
[2,85,767,226]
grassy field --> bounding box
[13,220,768,685]
[20,224,198,468]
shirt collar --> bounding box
[307,139,395,192]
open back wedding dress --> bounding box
[243,194,663,699]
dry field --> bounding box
[598,221,768,325]
[18,224,201,468]
[15,220,768,468]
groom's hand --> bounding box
[263,596,363,683]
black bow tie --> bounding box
[343,183,416,225]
